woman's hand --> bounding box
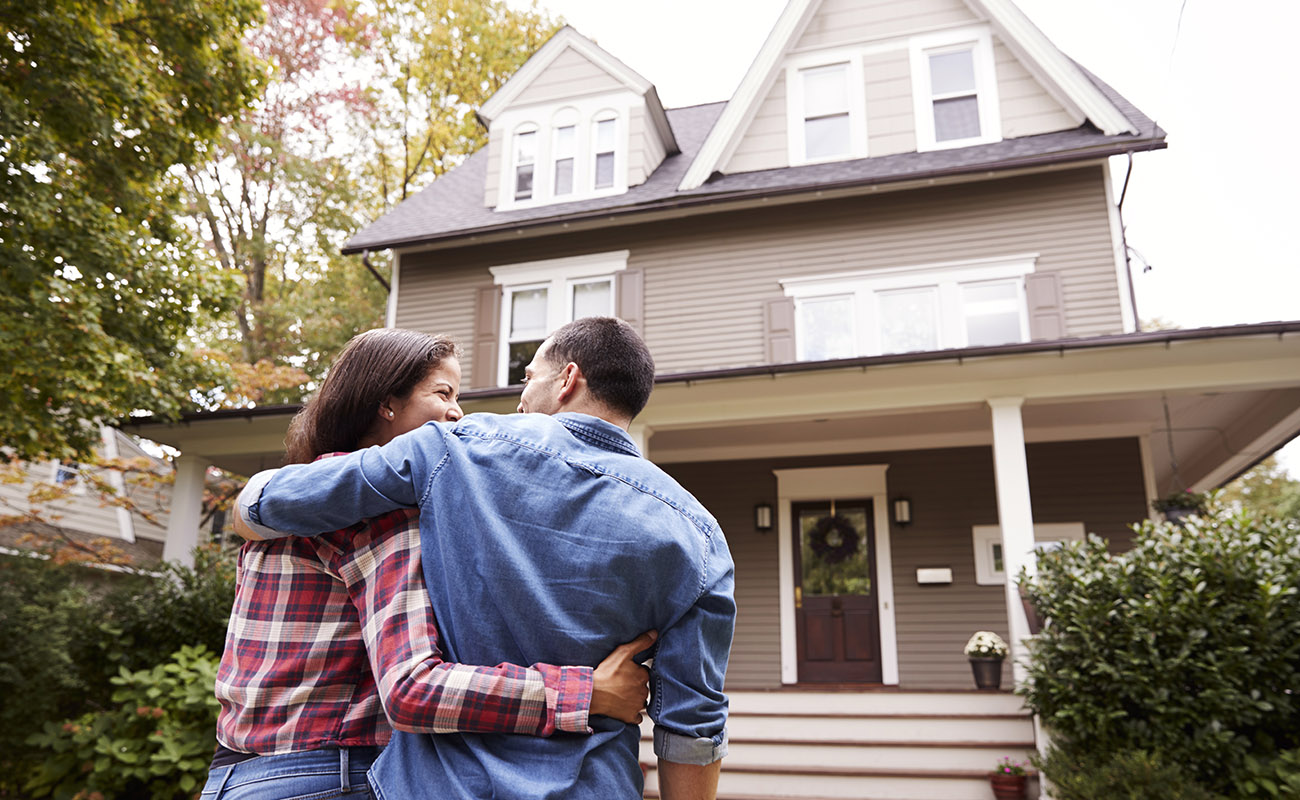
[590,630,657,724]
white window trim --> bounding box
[909,25,1002,152]
[493,92,636,211]
[972,522,1085,585]
[782,256,1036,358]
[490,251,629,385]
[510,123,539,202]
[785,47,868,166]
[48,460,87,496]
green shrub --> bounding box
[1239,749,1300,799]
[1037,747,1222,800]
[25,644,222,800]
[1021,507,1300,796]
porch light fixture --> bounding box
[892,497,912,527]
[754,503,774,532]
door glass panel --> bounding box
[878,286,938,353]
[571,279,611,320]
[797,295,855,361]
[798,506,872,596]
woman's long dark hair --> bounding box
[283,328,459,464]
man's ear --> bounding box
[556,362,582,404]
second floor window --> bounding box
[593,117,616,189]
[553,124,575,196]
[928,47,980,142]
[786,259,1034,361]
[514,129,537,200]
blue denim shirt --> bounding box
[239,412,734,799]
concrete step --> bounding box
[726,690,1027,717]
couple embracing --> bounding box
[205,317,735,800]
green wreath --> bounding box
[808,515,859,564]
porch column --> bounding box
[627,423,653,458]
[162,454,209,567]
[987,397,1036,686]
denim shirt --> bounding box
[239,412,735,799]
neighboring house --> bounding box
[0,427,173,566]
[129,0,1300,797]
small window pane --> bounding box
[966,313,1022,347]
[797,295,855,361]
[572,280,611,320]
[594,152,615,189]
[508,340,542,386]
[878,287,938,354]
[963,280,1023,346]
[514,164,534,200]
[964,281,1017,305]
[803,63,849,118]
[929,49,976,95]
[554,125,575,156]
[510,287,548,339]
[515,130,536,162]
[805,114,851,160]
[554,158,574,195]
[595,118,616,151]
[934,96,981,141]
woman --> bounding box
[203,328,652,799]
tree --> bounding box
[0,0,264,462]
[1221,454,1300,521]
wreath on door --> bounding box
[808,515,860,564]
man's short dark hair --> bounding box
[545,317,655,419]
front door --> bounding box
[793,500,882,683]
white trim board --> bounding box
[773,465,899,686]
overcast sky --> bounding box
[509,0,1300,472]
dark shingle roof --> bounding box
[343,73,1164,254]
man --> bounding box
[237,317,734,799]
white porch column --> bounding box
[162,454,209,567]
[987,397,1036,686]
[627,423,653,458]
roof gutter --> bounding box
[341,136,1167,255]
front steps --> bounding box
[640,690,1038,800]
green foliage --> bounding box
[1239,749,1300,799]
[1221,456,1300,521]
[0,547,236,793]
[1020,507,1300,795]
[0,0,264,462]
[25,645,222,800]
[1036,748,1222,800]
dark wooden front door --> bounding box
[793,500,882,683]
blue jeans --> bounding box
[200,748,379,800]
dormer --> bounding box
[681,0,1137,187]
[479,27,678,211]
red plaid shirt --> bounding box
[215,504,592,754]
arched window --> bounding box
[512,123,539,201]
[551,108,579,197]
[591,111,618,190]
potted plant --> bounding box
[989,757,1028,799]
[1152,490,1208,524]
[964,630,1008,690]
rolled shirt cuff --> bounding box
[652,725,728,765]
[237,469,289,540]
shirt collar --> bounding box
[555,413,641,458]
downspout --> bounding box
[1117,154,1142,331]
[360,250,390,292]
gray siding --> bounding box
[663,437,1147,689]
[794,0,978,51]
[483,132,501,208]
[511,46,626,107]
[0,457,173,546]
[863,48,915,157]
[725,71,788,175]
[995,40,1077,138]
[396,167,1124,380]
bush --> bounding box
[1239,749,1300,799]
[1037,747,1222,800]
[25,644,222,800]
[0,545,236,794]
[1021,507,1300,796]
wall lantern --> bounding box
[754,503,774,532]
[892,497,912,527]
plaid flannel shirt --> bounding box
[215,503,592,754]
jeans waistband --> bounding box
[204,747,381,797]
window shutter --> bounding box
[1025,272,1065,341]
[472,285,502,388]
[764,297,797,363]
[615,269,644,333]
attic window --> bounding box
[593,116,616,189]
[929,48,980,141]
[553,124,575,196]
[910,27,1002,151]
[801,63,851,160]
[514,128,537,200]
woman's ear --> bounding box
[378,400,396,422]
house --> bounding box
[127,0,1300,796]
[0,426,175,566]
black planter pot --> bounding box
[969,656,1004,690]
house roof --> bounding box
[342,65,1163,255]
